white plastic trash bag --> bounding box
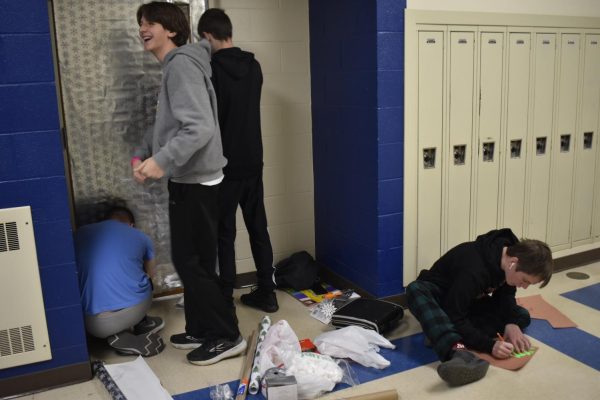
[313,326,395,369]
[258,320,302,375]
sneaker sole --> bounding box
[437,358,489,386]
[188,339,247,366]
[108,332,165,357]
[170,341,203,350]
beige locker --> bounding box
[548,33,581,248]
[573,34,600,243]
[417,30,444,271]
[445,31,475,250]
[525,33,556,241]
[502,33,531,238]
[475,31,504,235]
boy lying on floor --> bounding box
[406,229,553,386]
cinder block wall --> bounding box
[0,0,89,391]
[210,0,315,271]
[310,0,405,297]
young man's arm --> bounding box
[492,284,532,352]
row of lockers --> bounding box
[406,24,600,275]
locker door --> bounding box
[577,34,600,241]
[526,33,556,241]
[446,31,475,250]
[475,31,504,235]
[548,33,581,248]
[417,30,444,272]
[502,33,531,238]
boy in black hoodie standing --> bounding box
[406,229,553,386]
[198,9,278,313]
[133,2,246,366]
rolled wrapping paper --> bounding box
[249,316,272,394]
[341,389,399,400]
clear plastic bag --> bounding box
[209,383,233,400]
[286,352,344,399]
[314,326,395,369]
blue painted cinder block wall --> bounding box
[0,0,89,381]
[310,0,405,297]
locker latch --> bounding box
[423,148,436,169]
[453,145,466,165]
[482,142,495,162]
[510,139,522,158]
[584,132,594,149]
[536,137,547,155]
[560,134,571,152]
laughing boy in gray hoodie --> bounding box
[132,2,246,366]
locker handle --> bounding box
[426,38,436,44]
[516,40,525,45]
[458,39,467,44]
[542,40,551,45]
[591,41,598,45]
[560,134,571,152]
[584,132,594,149]
[488,39,497,44]
[568,40,575,45]
[482,142,495,162]
[510,139,522,158]
[536,137,547,155]
[423,148,436,168]
[453,145,466,165]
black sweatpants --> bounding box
[218,175,274,302]
[168,180,239,341]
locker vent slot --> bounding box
[458,38,467,44]
[426,38,436,44]
[482,142,495,162]
[536,137,547,155]
[0,222,20,252]
[510,139,522,158]
[516,39,525,45]
[453,145,466,165]
[423,148,436,169]
[488,39,497,44]
[584,132,593,149]
[560,134,571,152]
[542,40,551,45]
[0,326,35,357]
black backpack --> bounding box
[274,251,320,291]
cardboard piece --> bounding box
[340,389,399,400]
[517,294,577,328]
[471,346,538,371]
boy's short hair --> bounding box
[508,239,553,288]
[137,2,190,47]
[197,8,232,40]
[107,206,135,225]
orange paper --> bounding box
[470,347,537,371]
[517,294,577,328]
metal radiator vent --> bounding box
[0,222,20,252]
[0,326,35,357]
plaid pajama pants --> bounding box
[407,280,531,361]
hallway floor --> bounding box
[17,262,600,399]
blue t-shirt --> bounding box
[74,220,154,315]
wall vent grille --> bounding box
[0,326,35,357]
[0,222,20,252]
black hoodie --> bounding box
[417,229,528,353]
[211,47,263,179]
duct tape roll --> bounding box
[249,316,272,394]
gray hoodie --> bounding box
[135,39,227,184]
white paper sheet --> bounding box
[104,356,173,400]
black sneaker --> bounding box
[437,350,489,386]
[133,316,165,335]
[186,335,247,366]
[240,287,279,313]
[170,332,204,349]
